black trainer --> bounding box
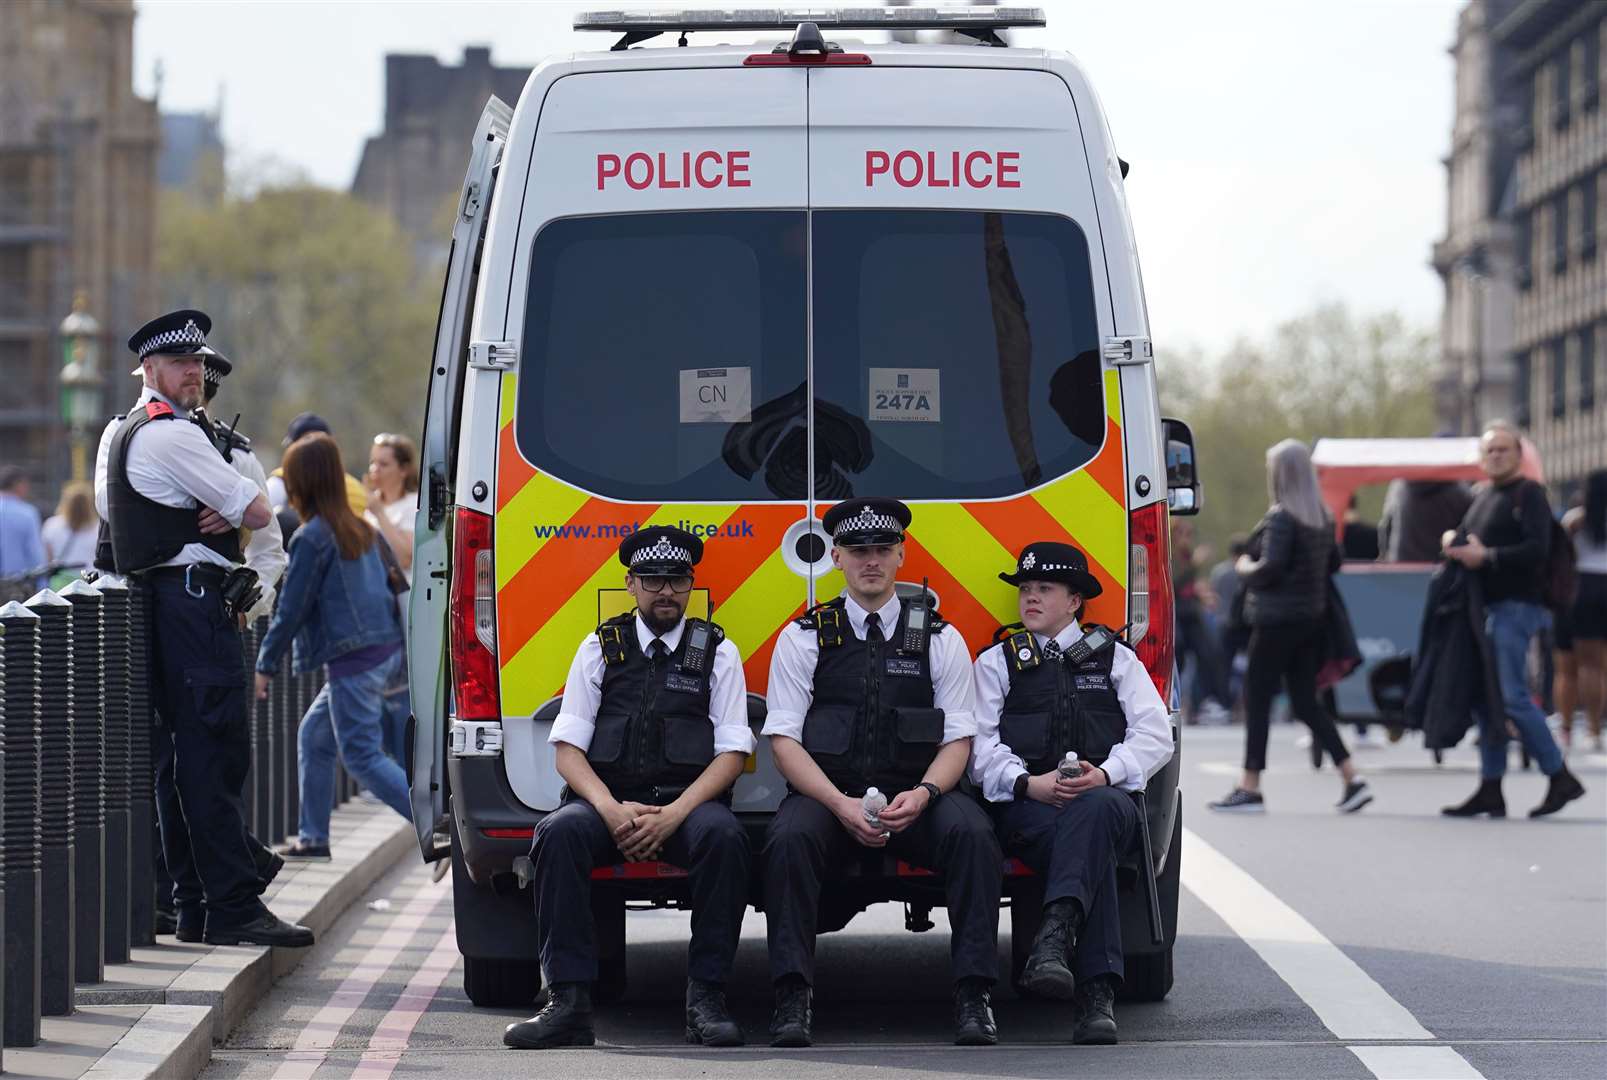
[1441,779,1505,818]
[503,982,595,1049]
[204,910,315,948]
[768,978,813,1048]
[277,839,331,861]
[953,978,998,1046]
[685,979,743,1047]
[1020,899,1080,1000]
[1207,788,1265,813]
[1529,767,1586,818]
[1336,779,1373,814]
[1072,974,1118,1045]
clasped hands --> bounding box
[833,785,935,849]
[601,800,685,862]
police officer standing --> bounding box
[93,309,313,948]
[762,498,1001,1047]
[504,526,752,1050]
[970,542,1172,1044]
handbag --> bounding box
[375,533,409,596]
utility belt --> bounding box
[144,563,261,621]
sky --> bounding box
[132,0,1464,355]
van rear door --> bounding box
[409,97,511,858]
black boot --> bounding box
[175,906,205,944]
[1441,779,1505,818]
[953,977,998,1046]
[203,910,314,948]
[1020,899,1081,1000]
[686,979,743,1047]
[503,982,595,1049]
[1529,767,1586,818]
[768,977,813,1048]
[1072,974,1118,1045]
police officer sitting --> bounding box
[762,498,1002,1048]
[504,526,753,1050]
[92,309,313,948]
[970,542,1172,1044]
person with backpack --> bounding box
[1441,422,1586,819]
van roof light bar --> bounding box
[576,8,1047,50]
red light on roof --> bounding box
[743,52,872,66]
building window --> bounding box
[1514,351,1531,427]
[1551,338,1568,419]
[1584,21,1601,112]
[1552,48,1571,130]
[1581,325,1596,412]
[1583,172,1599,262]
[1553,195,1569,275]
[1516,210,1533,288]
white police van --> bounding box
[408,7,1199,1009]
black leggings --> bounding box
[1243,618,1350,772]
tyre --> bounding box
[463,955,543,1008]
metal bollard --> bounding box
[59,581,105,986]
[25,590,74,1015]
[92,577,133,965]
[241,622,262,839]
[123,579,157,946]
[255,617,279,845]
[1,604,42,1046]
[278,663,299,840]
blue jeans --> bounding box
[1480,600,1565,779]
[297,651,412,844]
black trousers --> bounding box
[531,799,750,986]
[146,573,265,927]
[152,740,272,919]
[995,788,1138,983]
[763,791,1001,987]
[1243,619,1350,773]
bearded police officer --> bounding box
[92,309,312,948]
[970,542,1172,1044]
[504,526,752,1050]
[762,498,1001,1048]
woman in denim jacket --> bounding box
[254,433,410,859]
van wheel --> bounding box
[592,889,627,1004]
[1120,946,1173,1002]
[463,956,542,1008]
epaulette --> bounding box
[144,400,174,420]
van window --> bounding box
[517,211,807,502]
[812,210,1104,499]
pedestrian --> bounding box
[364,433,417,767]
[1378,477,1473,563]
[0,465,47,600]
[41,481,99,581]
[1209,535,1250,714]
[1440,422,1586,819]
[1172,521,1230,724]
[503,526,752,1051]
[267,412,370,520]
[1559,469,1606,753]
[93,308,312,947]
[969,541,1173,1045]
[1208,439,1373,815]
[1341,493,1380,561]
[254,432,413,859]
[761,498,1001,1048]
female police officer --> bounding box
[970,542,1172,1044]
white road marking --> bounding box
[349,914,463,1079]
[1182,827,1487,1079]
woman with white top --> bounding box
[365,433,419,768]
[1562,469,1607,752]
[41,481,99,584]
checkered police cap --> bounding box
[832,506,901,539]
[629,537,693,567]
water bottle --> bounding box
[862,787,888,827]
[1058,751,1084,780]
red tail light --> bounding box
[743,52,872,65]
[450,506,500,721]
[1128,502,1175,703]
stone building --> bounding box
[0,0,159,496]
[351,47,529,267]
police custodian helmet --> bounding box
[619,525,703,576]
[822,497,912,548]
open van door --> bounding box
[409,97,512,860]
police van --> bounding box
[408,6,1200,1011]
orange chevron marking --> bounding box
[965,495,1125,627]
[898,533,1002,653]
[1086,417,1127,507]
[742,605,801,694]
[695,505,802,613]
[497,422,537,510]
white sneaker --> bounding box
[1294,732,1313,749]
[1196,700,1231,726]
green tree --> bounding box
[153,183,437,477]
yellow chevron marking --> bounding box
[495,471,591,591]
[712,546,807,673]
[1104,368,1122,425]
[1032,472,1128,587]
[499,372,517,426]
[908,503,1019,620]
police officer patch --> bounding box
[664,672,705,695]
[1074,673,1111,691]
[885,657,924,678]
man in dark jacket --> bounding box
[1441,422,1586,818]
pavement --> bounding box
[192,723,1607,1080]
[1,801,414,1080]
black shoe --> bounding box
[154,907,178,936]
[1020,899,1080,1000]
[277,840,332,861]
[1207,788,1265,813]
[1072,974,1118,1045]
[175,914,205,944]
[953,978,998,1046]
[1529,768,1586,818]
[1336,779,1374,814]
[1442,779,1505,818]
[685,979,743,1047]
[204,911,316,948]
[768,978,813,1048]
[254,847,286,894]
[504,982,595,1049]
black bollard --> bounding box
[0,604,42,1046]
[277,661,299,841]
[59,580,105,986]
[255,617,279,845]
[124,579,156,946]
[92,577,133,966]
[240,622,262,839]
[25,590,74,1015]
[248,624,272,840]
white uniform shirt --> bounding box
[549,613,755,758]
[226,443,286,619]
[93,387,259,570]
[969,620,1173,801]
[762,593,977,745]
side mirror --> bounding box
[1162,417,1202,516]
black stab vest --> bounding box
[996,625,1130,774]
[799,597,947,796]
[584,614,723,803]
[101,400,243,574]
